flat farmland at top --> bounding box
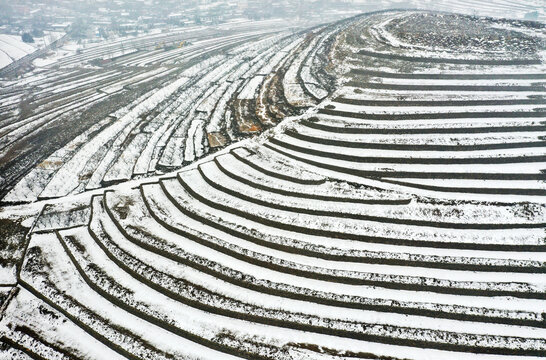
[0,8,545,360]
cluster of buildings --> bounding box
[0,0,369,40]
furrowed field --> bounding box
[0,5,545,360]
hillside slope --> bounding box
[1,10,545,360]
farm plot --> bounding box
[0,19,345,203]
[1,9,546,360]
[0,35,39,69]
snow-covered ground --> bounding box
[0,32,64,69]
[0,9,545,360]
[0,34,36,68]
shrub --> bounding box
[22,32,34,43]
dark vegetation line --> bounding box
[0,335,51,360]
[84,213,542,358]
[103,190,546,328]
[18,280,146,360]
[163,175,544,252]
[379,178,546,197]
[268,137,546,165]
[301,119,546,135]
[230,149,326,185]
[349,68,546,80]
[214,156,411,205]
[196,163,545,230]
[185,162,546,272]
[356,49,541,65]
[57,230,274,360]
[318,108,546,121]
[151,180,546,300]
[333,97,546,107]
[263,142,546,184]
[345,81,546,92]
[285,129,546,152]
[4,325,85,360]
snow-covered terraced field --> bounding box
[0,8,545,360]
